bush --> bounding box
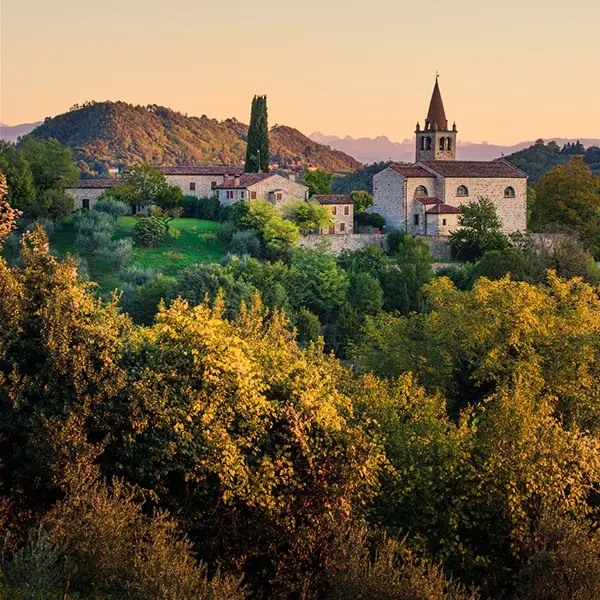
[356,211,386,231]
[94,197,129,219]
[469,247,532,285]
[134,216,165,248]
[74,210,116,254]
[230,229,262,259]
[99,237,132,270]
[387,229,406,255]
[296,308,321,347]
[183,195,221,220]
[125,275,178,324]
[121,265,158,286]
[218,221,238,243]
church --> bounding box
[372,78,528,236]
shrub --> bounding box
[230,229,262,258]
[356,211,386,231]
[74,210,116,254]
[94,197,129,219]
[121,265,158,286]
[134,216,166,248]
[387,229,406,255]
[125,275,178,324]
[183,195,221,220]
[218,221,238,243]
[282,199,331,234]
[106,237,133,270]
[296,308,321,347]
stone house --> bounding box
[68,179,118,210]
[311,195,354,234]
[214,173,309,207]
[372,77,528,235]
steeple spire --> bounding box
[425,75,448,131]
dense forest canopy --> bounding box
[27,101,362,178]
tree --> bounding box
[348,272,383,316]
[245,95,270,173]
[450,197,509,261]
[151,184,184,231]
[283,199,331,234]
[296,308,321,347]
[532,156,600,254]
[243,200,300,258]
[304,169,333,196]
[109,164,171,210]
[0,141,36,215]
[349,190,373,213]
[0,173,21,244]
[468,247,532,285]
[291,247,349,316]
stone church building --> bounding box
[372,78,528,235]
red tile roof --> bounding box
[426,203,462,215]
[69,179,118,189]
[311,195,353,205]
[414,196,441,205]
[161,166,244,176]
[391,165,433,178]
[214,173,274,189]
[419,160,527,178]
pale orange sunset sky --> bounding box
[1,0,599,145]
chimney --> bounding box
[223,173,230,186]
[233,175,240,187]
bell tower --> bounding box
[415,75,457,161]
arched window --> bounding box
[439,137,445,151]
[457,185,469,197]
[446,137,452,152]
[425,137,432,151]
[420,137,426,151]
[504,186,516,198]
[415,185,428,197]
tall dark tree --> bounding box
[245,95,270,173]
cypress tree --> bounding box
[245,95,270,173]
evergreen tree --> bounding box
[245,95,270,173]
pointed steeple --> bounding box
[425,75,448,131]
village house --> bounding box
[311,195,354,234]
[372,77,528,235]
[214,173,309,207]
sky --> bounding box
[1,0,599,145]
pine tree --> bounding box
[245,95,270,173]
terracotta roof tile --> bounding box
[161,166,244,176]
[426,203,462,215]
[214,173,274,190]
[69,179,118,189]
[311,195,353,205]
[391,165,433,178]
[420,160,527,178]
[414,196,441,205]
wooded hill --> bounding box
[28,101,362,178]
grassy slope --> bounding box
[51,217,226,293]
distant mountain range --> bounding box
[0,121,43,143]
[0,103,361,177]
[310,132,600,164]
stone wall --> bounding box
[442,177,527,233]
[372,168,405,230]
[422,235,452,260]
[67,187,109,210]
[321,203,354,234]
[217,175,308,207]
[165,174,225,198]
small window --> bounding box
[276,193,282,201]
[332,206,337,215]
[415,185,428,197]
[329,225,335,235]
[457,185,469,197]
[190,182,196,191]
[82,198,90,210]
[340,222,346,232]
[446,137,452,152]
[211,181,217,189]
[425,137,432,151]
[439,138,445,151]
[442,219,447,226]
[227,191,234,200]
[420,137,426,151]
[414,214,420,226]
[250,191,257,200]
[504,186,516,198]
[344,205,350,216]
[240,191,245,199]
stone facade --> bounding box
[311,195,354,235]
[67,181,116,210]
[216,174,309,207]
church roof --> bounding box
[391,165,433,178]
[420,160,528,178]
[425,78,448,131]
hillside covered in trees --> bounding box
[504,139,600,181]
[28,101,362,178]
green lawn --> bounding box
[51,217,226,292]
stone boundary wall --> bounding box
[298,233,452,261]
